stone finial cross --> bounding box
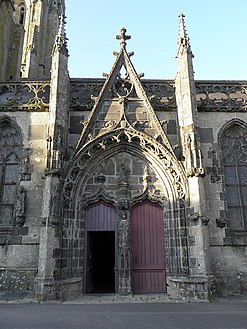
[116,27,131,48]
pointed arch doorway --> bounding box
[131,200,166,293]
[85,201,117,293]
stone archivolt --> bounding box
[62,130,187,211]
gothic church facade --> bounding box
[0,0,246,300]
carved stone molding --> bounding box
[41,216,61,227]
[210,149,221,183]
[69,79,247,113]
[189,213,210,226]
[15,186,27,227]
[0,82,50,111]
[78,186,116,211]
[196,82,247,112]
[216,218,226,228]
[62,129,187,210]
[142,81,176,111]
[181,125,205,178]
[20,172,31,181]
[46,125,64,171]
[112,66,136,99]
[69,79,176,112]
[70,80,104,111]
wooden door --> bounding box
[131,200,166,293]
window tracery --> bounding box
[0,120,22,227]
[221,123,247,230]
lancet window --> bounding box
[19,6,25,25]
[221,123,247,230]
[0,120,22,226]
[15,1,26,25]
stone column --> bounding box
[34,14,69,300]
[170,14,211,298]
[117,207,132,295]
[116,163,132,295]
[34,175,61,301]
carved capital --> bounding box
[211,174,221,183]
[186,167,205,178]
[15,216,26,227]
[189,213,210,226]
[41,217,60,227]
[20,172,31,181]
[216,218,226,228]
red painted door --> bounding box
[131,201,166,293]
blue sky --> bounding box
[66,0,247,80]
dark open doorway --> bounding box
[86,231,115,293]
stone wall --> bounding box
[0,110,49,291]
[209,246,247,296]
[0,1,24,81]
[199,111,247,295]
[0,69,246,298]
[66,79,247,298]
[0,1,14,80]
[0,244,39,291]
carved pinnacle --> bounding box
[177,13,191,51]
[116,27,131,49]
[178,13,187,39]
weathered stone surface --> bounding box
[0,4,246,302]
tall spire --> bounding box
[177,13,192,56]
[175,14,204,177]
